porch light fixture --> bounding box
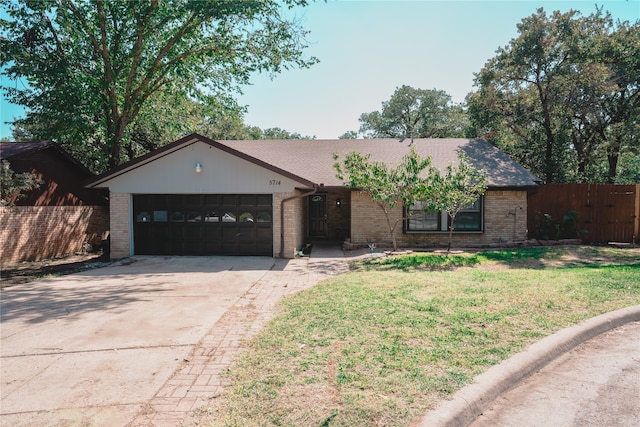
[336,198,342,207]
[195,162,203,173]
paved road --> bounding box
[469,321,640,427]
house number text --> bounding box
[269,179,281,186]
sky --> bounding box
[1,0,639,140]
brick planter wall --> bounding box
[1,205,110,265]
[350,190,528,249]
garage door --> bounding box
[133,194,273,256]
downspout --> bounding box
[279,185,319,258]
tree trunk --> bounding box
[536,78,556,183]
[607,151,619,184]
[108,116,128,168]
[447,214,454,254]
[384,211,398,251]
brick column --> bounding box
[109,192,131,259]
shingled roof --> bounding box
[0,141,54,160]
[87,134,539,189]
[218,137,539,189]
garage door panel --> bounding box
[133,194,272,256]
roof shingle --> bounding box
[218,137,539,188]
[86,134,539,189]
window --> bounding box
[153,210,168,222]
[222,212,236,222]
[405,197,483,233]
[205,211,219,222]
[170,211,185,222]
[187,212,201,222]
[137,211,151,222]
[239,212,254,223]
[451,199,482,231]
[256,211,271,223]
[406,201,439,231]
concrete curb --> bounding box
[413,304,640,427]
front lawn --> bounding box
[207,246,640,427]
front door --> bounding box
[308,194,327,237]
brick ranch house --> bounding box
[86,133,539,259]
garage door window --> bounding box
[153,210,168,222]
[137,211,151,222]
[257,211,271,223]
[205,211,219,222]
[171,211,185,222]
[240,212,254,222]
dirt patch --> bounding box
[541,246,640,269]
[1,252,113,288]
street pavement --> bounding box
[415,306,640,427]
[470,321,640,427]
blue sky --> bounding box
[1,0,639,140]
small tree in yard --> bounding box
[333,148,439,251]
[436,154,488,252]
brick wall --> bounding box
[326,189,351,241]
[0,205,109,265]
[109,192,131,259]
[350,190,528,248]
[274,190,306,258]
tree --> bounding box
[359,85,470,139]
[597,20,640,183]
[0,160,42,206]
[338,130,358,139]
[257,127,312,140]
[434,154,488,252]
[1,0,317,170]
[333,147,439,251]
[469,8,639,183]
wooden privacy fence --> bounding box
[527,184,640,244]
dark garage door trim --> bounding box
[133,194,273,256]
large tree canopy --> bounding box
[358,85,470,139]
[468,8,639,183]
[1,0,317,171]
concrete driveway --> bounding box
[1,256,294,426]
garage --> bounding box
[133,194,273,256]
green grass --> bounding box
[207,247,640,427]
[354,247,557,270]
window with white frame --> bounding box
[405,197,483,232]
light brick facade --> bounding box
[350,190,528,248]
[105,189,528,259]
[274,190,305,258]
[1,205,109,265]
[109,192,132,259]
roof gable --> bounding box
[86,134,315,189]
